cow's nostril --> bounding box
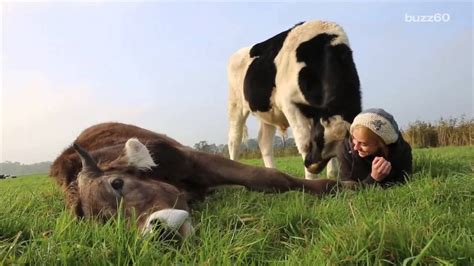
[142,209,191,238]
[111,178,124,190]
[149,219,177,240]
[150,218,164,228]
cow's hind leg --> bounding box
[258,122,276,168]
[228,107,250,161]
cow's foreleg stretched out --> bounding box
[190,149,341,195]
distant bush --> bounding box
[403,116,473,148]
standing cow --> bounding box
[227,20,361,179]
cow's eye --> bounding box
[111,178,124,190]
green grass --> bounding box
[1,146,473,264]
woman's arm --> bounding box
[378,142,413,186]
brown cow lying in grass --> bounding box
[50,122,354,238]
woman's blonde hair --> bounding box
[351,124,389,158]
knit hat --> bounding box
[350,108,400,145]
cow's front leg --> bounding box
[304,167,319,180]
[281,103,316,179]
[326,157,339,178]
[258,122,276,168]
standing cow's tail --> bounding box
[278,128,288,147]
[241,124,249,144]
[227,47,253,161]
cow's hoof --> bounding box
[340,181,359,190]
[304,172,319,180]
[306,163,320,174]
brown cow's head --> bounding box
[68,138,194,238]
[304,115,350,173]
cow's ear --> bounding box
[125,138,157,170]
[66,181,84,218]
[320,117,330,128]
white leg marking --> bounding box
[326,157,339,178]
[258,122,277,168]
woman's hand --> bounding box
[371,156,392,181]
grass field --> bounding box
[1,146,473,265]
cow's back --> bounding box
[74,122,181,150]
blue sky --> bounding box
[1,1,472,164]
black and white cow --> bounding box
[227,20,361,179]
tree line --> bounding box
[0,161,51,176]
[193,135,297,153]
[193,135,299,159]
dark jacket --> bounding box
[337,134,413,187]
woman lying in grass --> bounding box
[337,108,412,187]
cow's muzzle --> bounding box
[143,209,194,238]
[306,159,330,174]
